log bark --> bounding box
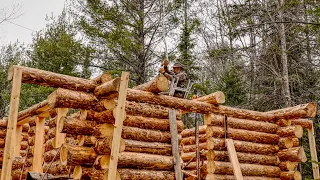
[182,151,280,166]
[0,128,6,138]
[290,119,313,129]
[124,139,172,156]
[278,147,307,162]
[278,138,295,149]
[94,77,121,97]
[43,149,60,162]
[276,119,291,127]
[94,136,125,154]
[278,161,299,171]
[44,138,55,152]
[118,152,173,170]
[0,139,4,148]
[196,91,225,104]
[267,102,317,119]
[12,157,24,170]
[48,118,56,128]
[17,100,48,121]
[118,168,175,180]
[214,175,280,180]
[93,72,112,84]
[47,127,56,139]
[93,155,110,170]
[181,134,207,145]
[20,141,28,150]
[60,117,97,135]
[206,126,279,144]
[277,126,303,138]
[11,168,29,180]
[133,76,169,93]
[0,119,7,127]
[292,138,299,147]
[60,144,97,166]
[42,161,71,175]
[185,138,279,155]
[280,171,302,180]
[186,161,281,177]
[28,126,36,136]
[47,88,105,111]
[204,114,278,134]
[22,123,30,132]
[122,126,172,143]
[9,65,97,92]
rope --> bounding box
[40,145,63,180]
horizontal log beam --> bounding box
[291,119,313,129]
[267,102,317,119]
[124,139,172,156]
[118,168,175,180]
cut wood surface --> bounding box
[118,152,173,170]
[291,119,313,129]
[205,114,278,134]
[133,76,169,93]
[9,65,97,92]
[118,168,175,180]
[267,102,317,119]
[280,171,302,180]
[60,117,97,135]
[191,138,279,155]
[124,139,172,156]
[94,77,121,97]
[278,161,299,171]
[93,72,112,84]
[278,138,295,149]
[196,91,225,104]
[278,147,307,162]
[122,126,172,143]
[206,126,279,144]
[94,136,125,154]
[60,144,97,166]
[277,126,303,138]
[182,151,280,166]
[186,161,281,177]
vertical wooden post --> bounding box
[32,117,45,172]
[1,67,22,180]
[308,124,320,179]
[55,108,68,148]
[107,72,129,180]
[169,110,183,180]
[14,125,23,157]
[226,139,243,180]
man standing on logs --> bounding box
[159,59,187,98]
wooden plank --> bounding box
[55,108,68,148]
[14,125,22,157]
[308,124,320,179]
[32,117,45,172]
[169,110,183,180]
[226,139,244,180]
[1,67,22,180]
[107,72,130,180]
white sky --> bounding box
[0,0,65,46]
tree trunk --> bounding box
[118,168,175,180]
[9,65,97,92]
[206,126,279,144]
[267,102,317,119]
[118,152,173,170]
[280,171,302,180]
[94,136,125,154]
[277,147,307,162]
[205,114,278,134]
[122,126,172,143]
[124,139,172,156]
[195,91,225,104]
[277,126,303,138]
[279,161,299,171]
[60,144,97,166]
[60,117,97,135]
[290,119,313,129]
[133,76,169,93]
[94,77,121,97]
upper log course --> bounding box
[92,72,112,84]
[94,77,121,97]
[195,91,225,104]
[267,102,317,119]
[8,65,97,92]
[118,169,175,180]
[291,119,313,129]
[206,126,279,144]
[133,76,169,93]
[205,114,278,134]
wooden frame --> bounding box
[32,117,45,172]
[107,72,130,180]
[55,108,68,148]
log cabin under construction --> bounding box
[0,65,319,180]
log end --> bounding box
[214,91,226,104]
[298,147,307,163]
[100,155,110,169]
[307,102,317,118]
[284,138,294,149]
[294,125,303,138]
[73,165,82,179]
[100,72,113,83]
[60,144,68,166]
[293,171,302,180]
[7,65,15,81]
[103,99,117,110]
[47,90,58,109]
[156,75,169,92]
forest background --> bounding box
[1,0,320,178]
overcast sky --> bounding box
[0,0,65,46]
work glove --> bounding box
[159,66,165,74]
[162,59,169,67]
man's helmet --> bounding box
[173,62,183,69]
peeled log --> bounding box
[134,76,169,93]
[9,65,97,92]
[94,136,125,154]
[206,126,279,144]
[47,88,105,111]
[277,126,303,138]
[60,144,97,166]
[94,77,121,97]
[118,152,173,170]
[196,91,225,104]
[118,168,175,180]
[205,114,278,134]
[122,126,172,143]
[124,139,172,156]
[290,119,313,129]
[280,171,302,180]
[279,161,299,171]
[278,147,307,162]
[182,151,280,166]
[60,117,97,135]
[267,102,317,119]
